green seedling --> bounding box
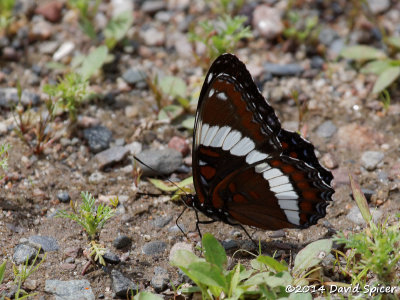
[170,233,331,299]
[43,72,89,123]
[189,14,252,65]
[283,11,320,47]
[340,43,400,105]
[0,0,15,31]
[333,174,400,291]
[12,83,56,155]
[56,191,118,241]
[204,0,245,15]
[67,0,101,39]
[0,143,10,180]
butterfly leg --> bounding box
[194,210,216,239]
[176,206,188,237]
[238,224,258,249]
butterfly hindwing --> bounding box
[191,53,334,230]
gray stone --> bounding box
[113,235,131,249]
[0,88,40,108]
[367,0,390,14]
[318,27,339,46]
[103,252,121,265]
[316,120,337,138]
[346,206,382,225]
[221,239,239,251]
[328,38,345,57]
[135,148,183,176]
[142,241,167,255]
[13,244,38,264]
[264,63,304,77]
[28,235,59,252]
[57,191,70,203]
[151,267,169,292]
[141,0,166,13]
[152,216,172,228]
[122,68,146,85]
[92,146,130,170]
[45,279,95,300]
[310,56,324,69]
[83,125,112,153]
[111,270,138,297]
[360,151,384,171]
[125,141,142,155]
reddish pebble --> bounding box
[168,136,190,156]
[60,263,76,270]
[35,1,63,23]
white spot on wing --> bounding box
[284,210,300,225]
[207,73,213,84]
[208,88,215,98]
[216,92,228,101]
[200,123,209,145]
[246,150,268,164]
[263,168,283,180]
[222,130,242,151]
[199,160,207,166]
[255,162,271,173]
[278,199,299,210]
[210,126,231,147]
[270,183,294,193]
[268,175,290,187]
[276,191,298,199]
[203,126,219,146]
[230,137,255,156]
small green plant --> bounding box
[189,14,252,64]
[283,11,320,47]
[170,233,332,299]
[88,240,106,266]
[104,11,133,50]
[0,249,46,300]
[67,0,101,39]
[12,84,56,155]
[56,191,118,241]
[43,72,89,123]
[205,0,245,15]
[148,74,196,129]
[0,0,15,31]
[333,174,400,288]
[132,291,163,300]
[340,43,400,98]
[0,143,10,180]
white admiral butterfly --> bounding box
[181,53,334,233]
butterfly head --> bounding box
[181,194,197,208]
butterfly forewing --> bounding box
[191,53,334,230]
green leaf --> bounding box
[79,45,108,80]
[360,60,392,75]
[104,11,133,49]
[293,239,332,277]
[158,104,184,120]
[340,45,386,61]
[159,76,187,98]
[257,255,288,272]
[387,36,400,49]
[202,233,227,270]
[349,174,372,223]
[148,176,193,192]
[372,66,400,94]
[289,292,313,300]
[170,249,203,269]
[188,261,227,289]
[244,271,292,288]
[133,292,163,300]
[0,260,6,284]
[181,116,195,130]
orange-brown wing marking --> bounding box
[200,165,216,180]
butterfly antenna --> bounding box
[133,155,190,196]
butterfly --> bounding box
[180,53,334,236]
